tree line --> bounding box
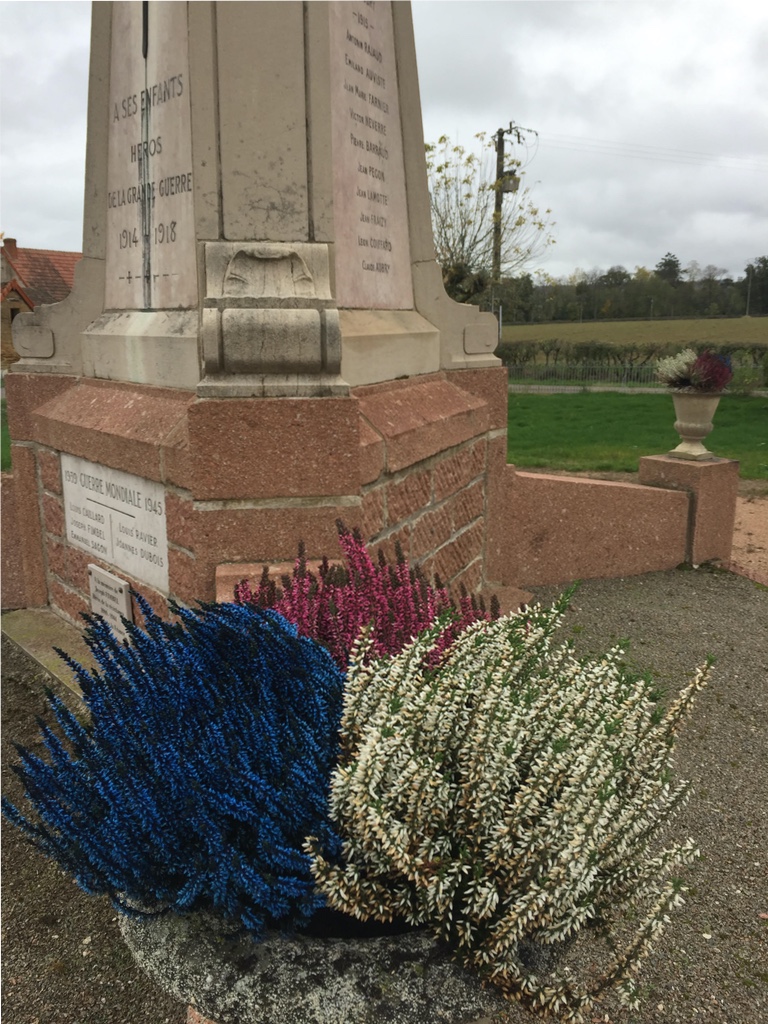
[425,134,767,324]
[485,254,768,324]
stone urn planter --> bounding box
[668,392,722,460]
[119,910,509,1024]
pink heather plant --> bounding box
[234,521,499,669]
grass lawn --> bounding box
[507,392,768,479]
[1,399,10,473]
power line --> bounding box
[534,133,768,172]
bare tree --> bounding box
[425,133,556,302]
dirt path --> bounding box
[730,493,768,584]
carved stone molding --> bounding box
[200,242,347,396]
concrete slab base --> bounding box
[1,607,93,695]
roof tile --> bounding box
[2,240,81,306]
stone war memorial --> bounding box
[4,0,738,634]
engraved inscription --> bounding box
[62,454,169,593]
[105,3,197,310]
[330,2,413,309]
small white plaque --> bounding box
[88,564,134,642]
[62,454,169,593]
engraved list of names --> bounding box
[105,3,197,310]
[330,2,414,310]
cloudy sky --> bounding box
[1,1,766,282]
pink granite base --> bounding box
[501,468,690,586]
[5,369,504,621]
[638,455,739,565]
[1,472,26,610]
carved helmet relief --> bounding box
[222,248,315,299]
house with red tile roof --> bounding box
[1,238,81,367]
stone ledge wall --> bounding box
[498,456,739,588]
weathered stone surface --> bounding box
[120,911,506,1024]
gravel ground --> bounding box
[2,566,767,1024]
[1,638,188,1024]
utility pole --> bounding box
[492,127,507,288]
[491,122,535,287]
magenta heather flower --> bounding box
[234,521,498,669]
[690,352,733,392]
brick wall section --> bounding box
[38,448,62,494]
[354,373,495,594]
[1,472,26,608]
[3,445,47,609]
[213,371,503,601]
[48,578,90,625]
[42,491,65,538]
[361,485,385,540]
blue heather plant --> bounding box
[2,597,345,938]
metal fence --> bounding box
[505,363,660,387]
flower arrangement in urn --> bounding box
[656,349,732,459]
[655,348,733,392]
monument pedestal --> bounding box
[5,364,510,623]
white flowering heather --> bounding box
[308,595,710,1022]
[655,349,698,388]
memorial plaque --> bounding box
[330,1,414,310]
[62,454,169,593]
[105,2,197,310]
[88,564,134,642]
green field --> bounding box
[507,392,768,479]
[502,316,768,348]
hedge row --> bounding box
[495,339,767,369]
